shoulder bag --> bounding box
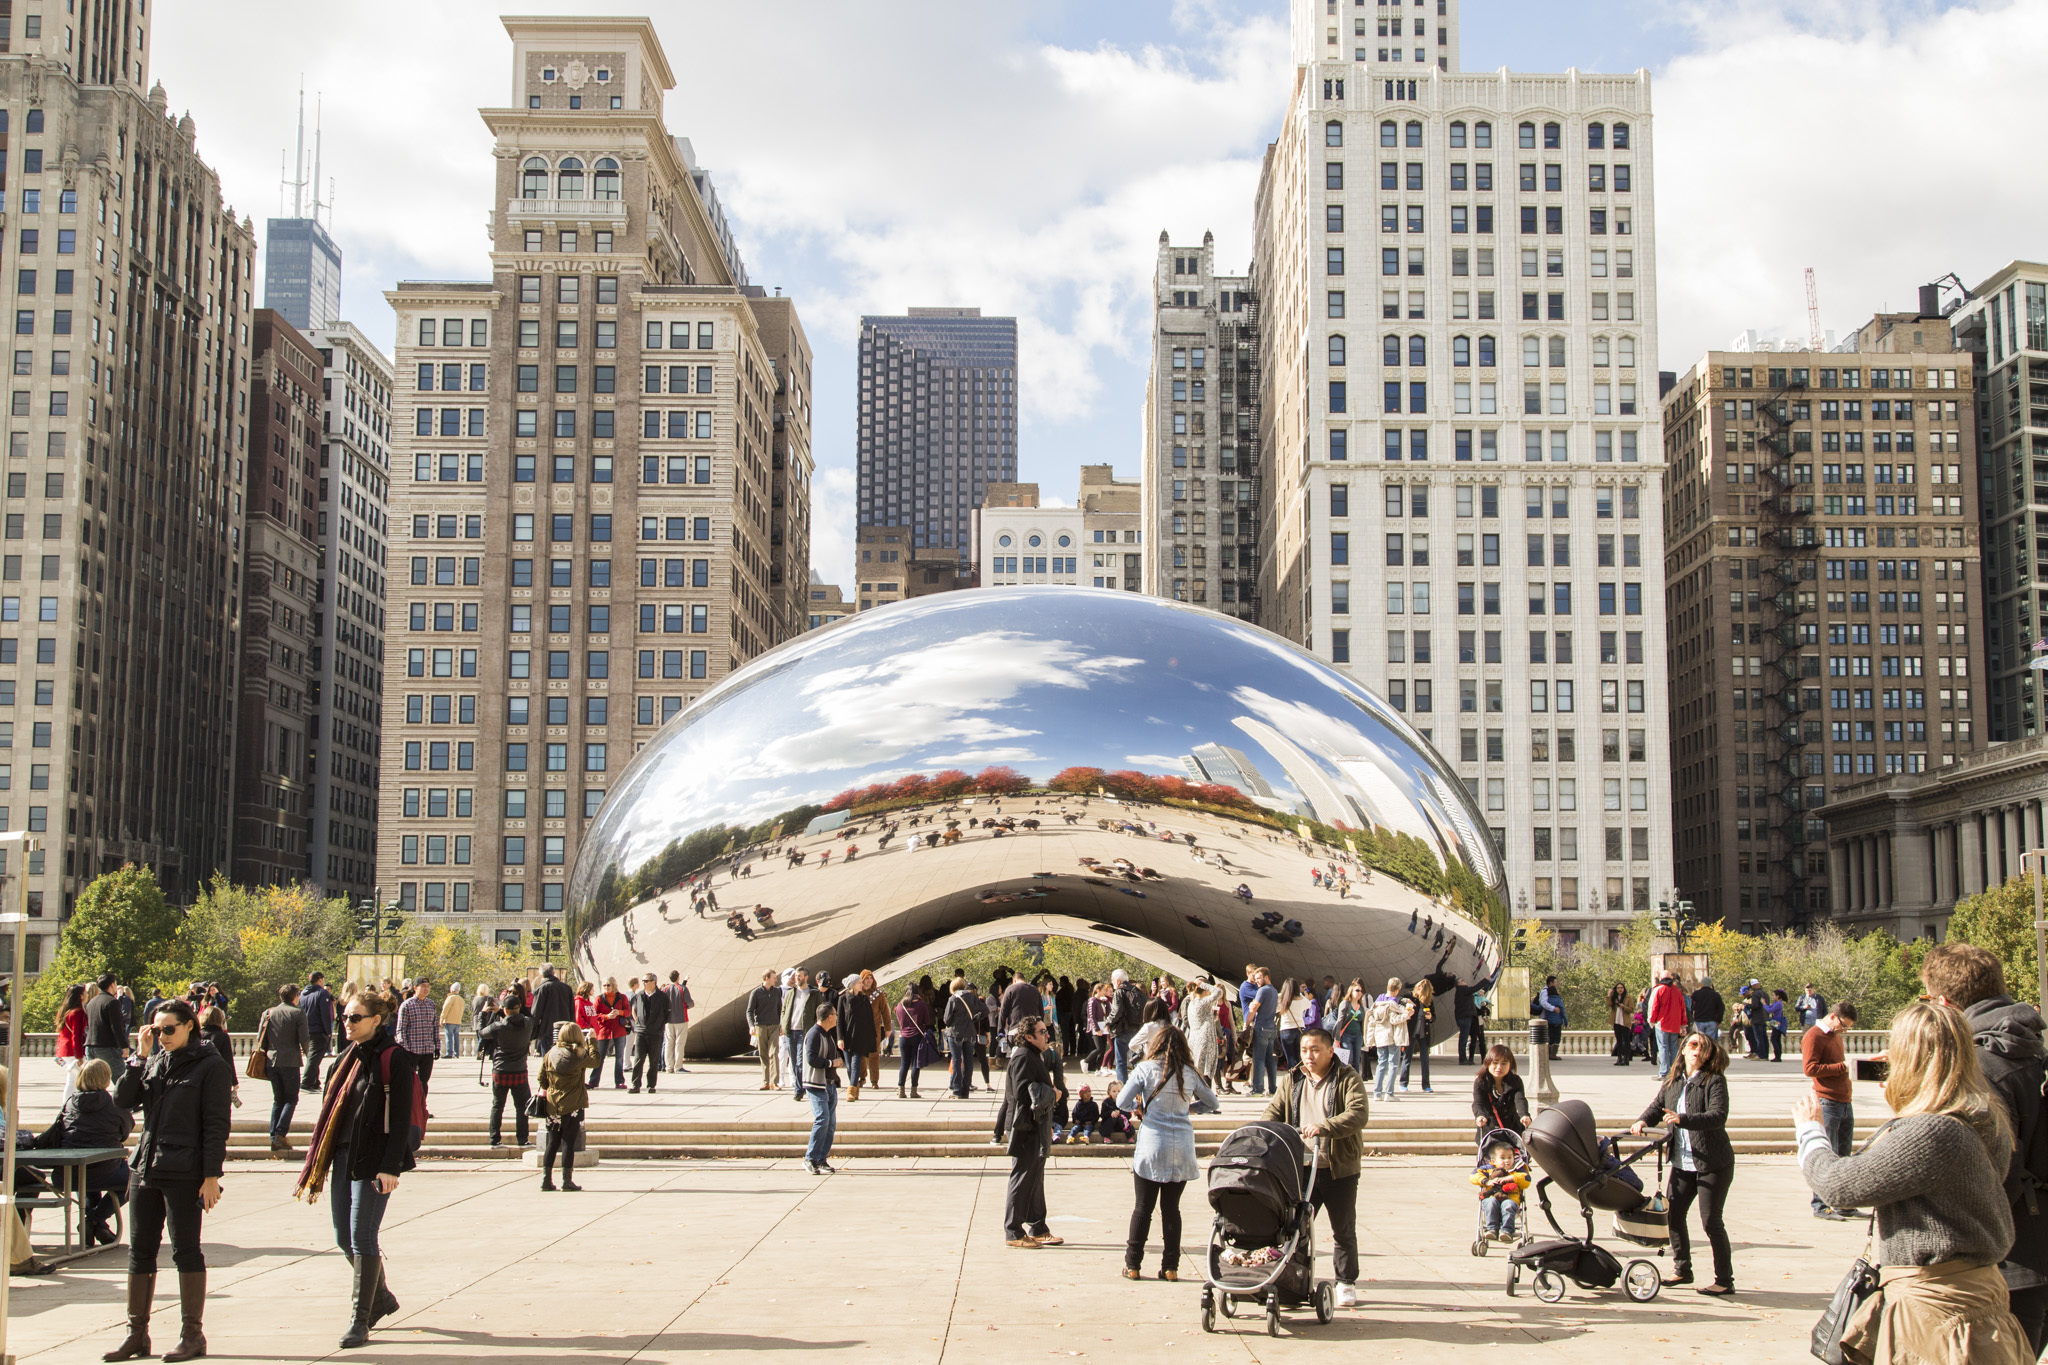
[1810,1221,1877,1364]
[245,1015,270,1082]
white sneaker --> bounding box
[1333,1282,1358,1308]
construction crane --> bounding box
[1805,268,1823,351]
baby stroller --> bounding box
[1469,1126,1531,1256]
[1505,1099,1670,1304]
[1200,1120,1336,1335]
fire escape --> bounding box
[1758,380,1818,928]
[1223,296,1262,624]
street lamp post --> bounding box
[2023,849,2048,1012]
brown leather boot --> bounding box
[100,1271,154,1361]
[161,1270,206,1361]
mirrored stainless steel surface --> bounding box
[569,588,1506,1055]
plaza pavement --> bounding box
[1,1052,1888,1362]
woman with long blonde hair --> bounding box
[1796,1002,2029,1363]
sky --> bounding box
[158,0,2047,589]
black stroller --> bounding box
[1505,1099,1671,1304]
[1201,1121,1336,1335]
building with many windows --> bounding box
[856,308,1017,563]
[264,216,342,334]
[1662,319,1987,933]
[377,17,809,940]
[0,51,255,974]
[1251,0,1668,945]
[1948,261,2048,740]
[805,573,852,630]
[307,323,391,902]
[1142,232,1259,618]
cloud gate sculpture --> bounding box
[568,588,1507,1057]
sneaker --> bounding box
[1333,1282,1358,1308]
[819,1162,838,1173]
[803,1161,819,1175]
[1006,1238,1041,1249]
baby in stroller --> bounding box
[1469,1129,1531,1250]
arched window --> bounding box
[1593,336,1611,367]
[1027,534,1042,548]
[1588,122,1606,150]
[1379,119,1398,147]
[521,157,548,200]
[1518,121,1536,149]
[1409,335,1427,366]
[1325,120,1343,148]
[592,157,620,201]
[1548,336,1566,367]
[1542,122,1561,149]
[1057,534,1072,548]
[1478,335,1496,367]
[1522,336,1542,367]
[1328,334,1347,366]
[1383,335,1402,366]
[556,156,585,199]
[1613,122,1631,149]
[1453,336,1471,367]
[1618,336,1637,368]
[1449,120,1467,148]
[1405,120,1423,148]
[1475,121,1493,149]
[998,534,1012,548]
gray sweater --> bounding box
[1799,1112,2015,1268]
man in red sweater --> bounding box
[1800,999,1861,1219]
[1647,973,1688,1074]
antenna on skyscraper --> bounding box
[311,92,326,226]
[281,78,310,219]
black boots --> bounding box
[100,1272,154,1361]
[343,1254,399,1323]
[339,1253,382,1348]
[161,1271,206,1361]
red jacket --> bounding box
[1647,983,1687,1034]
[590,991,631,1041]
[574,995,598,1033]
[56,1008,85,1058]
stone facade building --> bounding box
[1822,734,2048,940]
[1252,0,1668,946]
[0,35,254,972]
[1662,315,1987,932]
[377,17,810,938]
[1141,232,1258,618]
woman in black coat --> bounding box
[1632,1030,1735,1294]
[296,990,417,1349]
[104,998,233,1363]
[1470,1044,1531,1138]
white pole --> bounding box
[0,832,43,1365]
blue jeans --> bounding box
[328,1145,393,1258]
[1112,1033,1135,1085]
[1374,1045,1402,1098]
[589,1037,625,1087]
[1655,1029,1682,1074]
[1278,1029,1302,1071]
[1696,1021,1720,1044]
[1480,1195,1519,1235]
[1813,1100,1855,1211]
[1249,1028,1279,1094]
[805,1086,838,1166]
[443,1023,462,1057]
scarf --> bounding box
[293,1047,366,1205]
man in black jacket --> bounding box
[629,977,670,1094]
[1451,975,1480,1064]
[1690,976,1726,1049]
[999,1017,1061,1249]
[1923,943,2048,1353]
[299,973,334,1092]
[529,966,575,1057]
[85,972,130,1070]
[1104,970,1145,1084]
[746,971,782,1090]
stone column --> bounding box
[1846,837,1863,910]
[1893,826,1930,913]
[1934,824,1956,906]
[1831,842,1851,914]
[1874,837,1891,909]
[1960,816,1985,897]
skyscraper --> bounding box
[306,323,393,903]
[0,46,254,965]
[264,217,343,334]
[378,17,811,936]
[856,308,1017,562]
[1252,0,1669,946]
[1142,232,1260,619]
[1662,321,1986,933]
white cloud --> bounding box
[1653,0,2048,368]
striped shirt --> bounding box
[396,996,439,1056]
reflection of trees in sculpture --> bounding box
[1047,766,1255,810]
[822,765,1025,813]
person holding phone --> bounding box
[293,991,416,1350]
[104,999,233,1363]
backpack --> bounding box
[379,1047,428,1156]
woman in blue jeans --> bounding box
[296,991,413,1350]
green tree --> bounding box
[884,935,1177,1006]
[1949,875,2041,1007]
[23,865,181,1029]
[152,878,359,1027]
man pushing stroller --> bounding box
[1261,1027,1370,1308]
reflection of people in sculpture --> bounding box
[726,910,755,941]
[1234,884,1254,902]
[753,905,776,931]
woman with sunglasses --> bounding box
[104,998,233,1363]
[294,991,416,1350]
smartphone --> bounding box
[1855,1057,1888,1083]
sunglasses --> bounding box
[343,1012,375,1024]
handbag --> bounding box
[916,1030,941,1068]
[1810,1247,1878,1363]
[245,1016,270,1082]
[525,1093,550,1119]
